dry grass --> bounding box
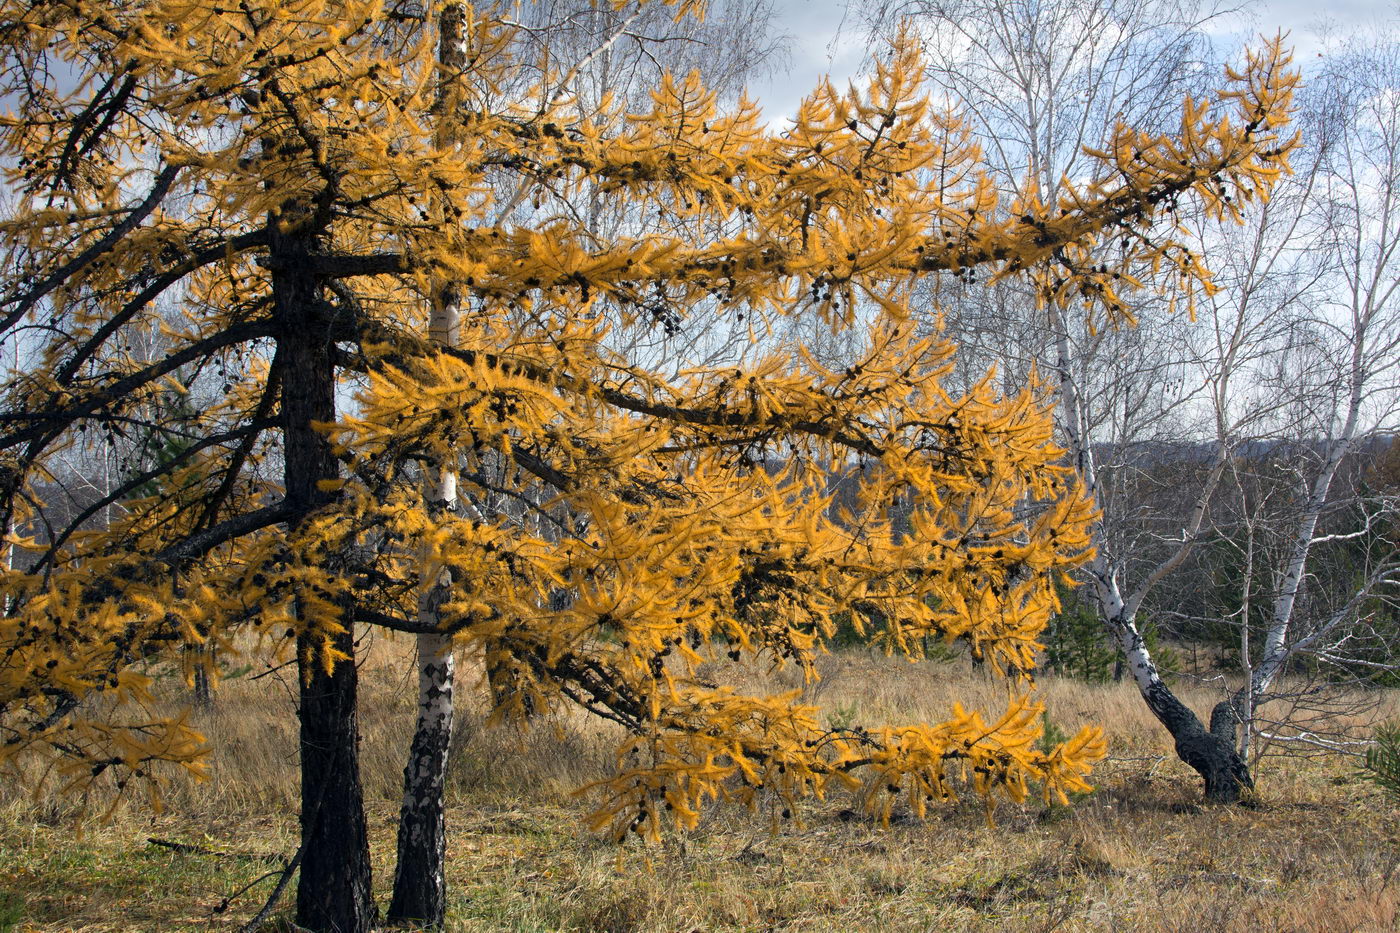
[3,636,1399,932]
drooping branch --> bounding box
[51,229,270,388]
[0,316,274,451]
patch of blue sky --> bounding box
[747,0,1393,126]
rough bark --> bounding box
[388,632,455,925]
[1209,700,1241,746]
[295,624,375,933]
[275,219,375,933]
[1109,608,1253,803]
[1142,686,1252,803]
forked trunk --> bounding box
[1142,682,1253,803]
[1107,605,1253,802]
[1054,314,1251,802]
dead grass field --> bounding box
[3,634,1399,932]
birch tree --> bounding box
[857,0,1305,799]
[389,3,785,923]
[1196,36,1400,759]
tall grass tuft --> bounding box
[1361,718,1400,799]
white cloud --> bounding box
[749,0,862,125]
[747,0,1397,123]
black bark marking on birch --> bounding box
[1209,701,1241,746]
[1112,617,1252,803]
[1145,682,1253,803]
[388,661,453,925]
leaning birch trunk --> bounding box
[1054,317,1253,802]
[1243,427,1357,698]
[387,8,465,925]
[1098,583,1254,801]
[1217,45,1400,754]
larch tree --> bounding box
[0,0,1294,929]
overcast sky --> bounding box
[750,0,1397,123]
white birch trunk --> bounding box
[388,7,464,926]
[1249,415,1359,696]
[387,327,461,927]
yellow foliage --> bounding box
[0,0,1295,833]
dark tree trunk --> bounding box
[388,633,455,926]
[296,625,375,933]
[189,646,212,709]
[1107,612,1252,803]
[486,644,538,720]
[1143,681,1253,803]
[274,218,375,933]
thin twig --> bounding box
[234,845,305,933]
[147,837,281,862]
